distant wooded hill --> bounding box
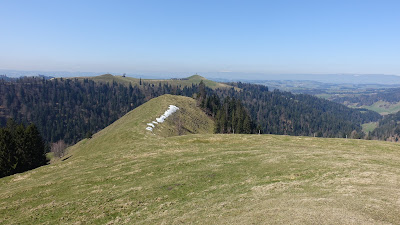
[0,75,382,144]
[330,87,400,107]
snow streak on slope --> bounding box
[146,105,179,131]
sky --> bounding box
[1,0,400,78]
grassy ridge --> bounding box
[1,95,400,224]
[74,74,232,90]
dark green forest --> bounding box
[0,76,383,148]
[197,81,257,134]
[215,82,381,138]
[0,120,47,178]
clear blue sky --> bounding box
[1,0,400,77]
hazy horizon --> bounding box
[4,68,400,85]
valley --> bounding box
[248,79,400,116]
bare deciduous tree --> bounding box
[172,111,184,136]
[51,140,68,158]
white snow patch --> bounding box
[146,105,179,131]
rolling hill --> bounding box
[329,87,400,115]
[74,74,232,90]
[1,95,400,224]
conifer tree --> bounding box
[197,81,206,107]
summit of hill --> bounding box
[187,74,207,80]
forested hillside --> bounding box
[370,111,400,141]
[0,75,382,145]
[218,82,381,137]
[0,77,198,144]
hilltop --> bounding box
[1,94,400,224]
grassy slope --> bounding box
[362,122,378,133]
[74,74,232,90]
[362,100,400,115]
[344,100,400,115]
[2,95,400,224]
